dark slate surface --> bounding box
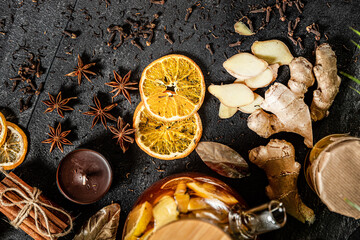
[0,0,359,239]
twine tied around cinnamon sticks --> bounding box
[0,168,73,239]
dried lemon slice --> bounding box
[0,122,28,170]
[0,112,7,147]
[124,201,153,240]
[133,102,202,160]
[140,54,205,122]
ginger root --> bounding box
[288,57,315,98]
[249,139,315,224]
[311,43,341,121]
[247,83,313,147]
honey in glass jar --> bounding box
[122,173,286,240]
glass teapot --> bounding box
[122,173,286,240]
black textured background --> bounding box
[0,0,359,239]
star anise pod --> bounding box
[42,92,77,118]
[109,117,136,153]
[105,70,138,103]
[42,123,72,152]
[65,54,96,85]
[83,95,118,129]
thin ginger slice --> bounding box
[208,83,254,108]
[238,94,264,114]
[223,52,268,78]
[218,103,237,119]
[251,40,294,65]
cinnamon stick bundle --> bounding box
[0,172,72,240]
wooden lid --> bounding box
[312,137,360,219]
[148,219,232,240]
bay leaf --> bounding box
[73,203,121,240]
[196,141,250,178]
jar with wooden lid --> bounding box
[122,173,286,240]
[305,134,360,219]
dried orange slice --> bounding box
[140,54,205,122]
[0,112,7,147]
[0,122,28,170]
[133,102,202,160]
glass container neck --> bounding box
[229,200,286,239]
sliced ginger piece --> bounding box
[186,182,238,205]
[125,201,153,240]
[247,83,313,147]
[251,40,294,65]
[218,103,237,119]
[244,67,277,89]
[249,139,315,224]
[223,53,268,78]
[208,83,254,108]
[238,94,264,114]
[174,181,190,213]
[153,195,179,229]
[234,21,255,36]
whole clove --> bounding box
[282,0,287,13]
[249,8,266,14]
[205,43,214,55]
[146,30,154,46]
[288,35,298,46]
[229,40,242,47]
[294,0,304,13]
[131,40,143,50]
[185,7,193,21]
[107,32,116,46]
[266,6,272,23]
[297,37,304,50]
[35,58,42,78]
[63,30,77,39]
[25,95,33,109]
[150,0,165,4]
[19,99,24,112]
[12,80,19,92]
[164,33,174,44]
[306,23,321,41]
[35,82,44,95]
[288,20,293,36]
[293,17,300,30]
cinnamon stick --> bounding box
[0,182,63,234]
[0,200,47,240]
[8,172,71,226]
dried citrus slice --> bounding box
[124,201,153,240]
[0,122,28,170]
[0,112,7,147]
[133,102,202,160]
[140,54,205,121]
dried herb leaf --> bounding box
[73,203,121,240]
[196,142,250,178]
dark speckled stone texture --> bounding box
[0,0,359,239]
